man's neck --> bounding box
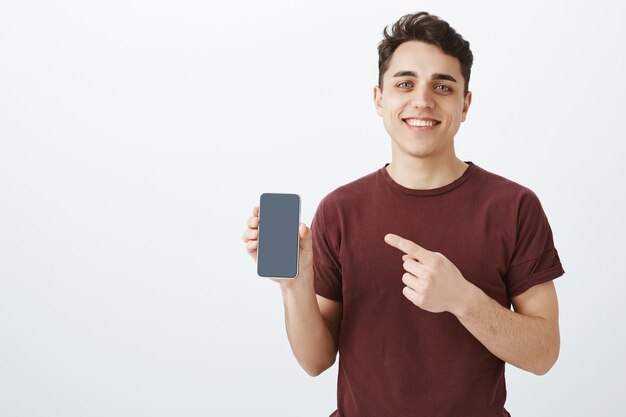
[385,156,469,190]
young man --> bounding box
[243,11,564,417]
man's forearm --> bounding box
[280,275,337,376]
[455,285,559,375]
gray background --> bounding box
[1,0,625,415]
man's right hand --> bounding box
[242,205,314,289]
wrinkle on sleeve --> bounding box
[503,189,565,298]
[311,197,343,301]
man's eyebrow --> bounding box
[392,71,457,83]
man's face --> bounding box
[374,40,472,160]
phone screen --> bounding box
[257,193,301,279]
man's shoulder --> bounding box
[319,166,380,208]
[473,163,538,200]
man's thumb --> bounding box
[299,223,312,251]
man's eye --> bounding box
[435,85,452,92]
[397,81,412,88]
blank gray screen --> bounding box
[257,193,300,278]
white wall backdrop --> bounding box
[1,0,625,415]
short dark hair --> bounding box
[377,12,473,96]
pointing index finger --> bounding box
[384,233,431,262]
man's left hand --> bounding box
[384,233,475,316]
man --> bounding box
[243,11,564,417]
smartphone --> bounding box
[257,193,301,279]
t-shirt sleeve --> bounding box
[503,189,565,298]
[311,197,343,302]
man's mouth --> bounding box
[403,118,441,128]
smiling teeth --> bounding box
[406,119,436,127]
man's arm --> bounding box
[384,233,561,376]
[455,280,560,375]
[280,275,341,377]
[243,207,340,377]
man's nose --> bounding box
[409,85,435,109]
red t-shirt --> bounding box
[311,161,565,417]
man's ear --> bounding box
[373,85,383,117]
[461,91,472,122]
